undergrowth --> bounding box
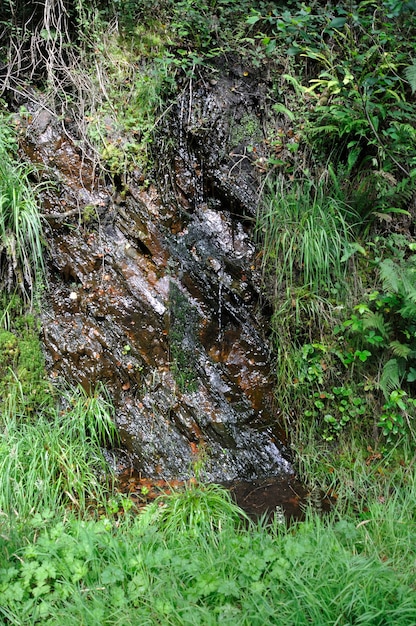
[255,0,416,453]
[0,0,269,183]
[1,466,415,625]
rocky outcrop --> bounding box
[22,64,292,481]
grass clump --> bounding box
[258,174,357,300]
[145,481,247,536]
[0,111,45,303]
[256,171,364,424]
[0,383,117,529]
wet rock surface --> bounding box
[21,65,292,481]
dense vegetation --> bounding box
[1,0,416,623]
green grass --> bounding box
[1,467,415,625]
[257,175,358,299]
[0,113,45,303]
[145,481,248,536]
[256,173,362,416]
[0,383,117,528]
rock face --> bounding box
[22,65,292,481]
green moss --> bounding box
[0,297,53,416]
[230,111,263,148]
[169,282,199,393]
[0,330,18,376]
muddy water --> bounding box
[20,68,293,482]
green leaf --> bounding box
[218,579,240,598]
[354,302,370,314]
[265,39,277,54]
[101,566,125,585]
[355,350,372,362]
[406,367,416,382]
[32,583,50,598]
[329,17,347,29]
[272,103,295,121]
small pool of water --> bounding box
[224,477,333,523]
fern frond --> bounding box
[399,302,416,319]
[393,122,416,141]
[376,173,415,204]
[395,177,416,203]
[400,269,415,293]
[379,258,400,293]
[362,310,390,338]
[308,125,340,136]
[389,340,412,359]
[404,60,416,94]
[272,103,295,121]
[380,358,402,398]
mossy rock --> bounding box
[0,312,54,416]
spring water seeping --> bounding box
[21,63,293,482]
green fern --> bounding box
[401,274,416,300]
[375,173,415,213]
[404,60,416,93]
[362,310,391,339]
[379,258,400,293]
[380,358,403,398]
[389,340,413,359]
[308,124,341,137]
[399,302,416,318]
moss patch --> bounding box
[0,296,53,415]
[169,282,199,392]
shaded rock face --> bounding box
[22,65,292,481]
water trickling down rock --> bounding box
[21,66,293,481]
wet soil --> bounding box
[225,477,332,523]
